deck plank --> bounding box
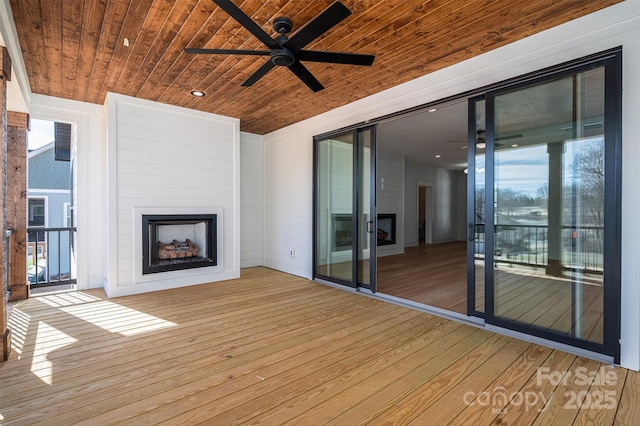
[615,369,640,425]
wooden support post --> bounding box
[1,46,11,361]
[7,111,29,301]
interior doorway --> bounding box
[27,119,77,291]
[417,184,433,244]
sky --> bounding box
[28,118,55,150]
[495,145,549,196]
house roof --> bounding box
[27,141,54,159]
[7,0,621,134]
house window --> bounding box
[63,202,73,227]
[28,197,46,243]
[28,198,46,227]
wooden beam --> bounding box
[6,114,29,301]
[0,47,9,361]
[7,112,29,130]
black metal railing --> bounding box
[27,227,76,288]
[474,224,604,273]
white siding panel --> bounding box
[263,132,312,278]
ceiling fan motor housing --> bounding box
[270,48,296,67]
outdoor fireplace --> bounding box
[142,214,217,274]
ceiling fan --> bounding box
[184,0,375,92]
[448,130,522,149]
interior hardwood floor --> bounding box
[378,242,604,342]
[377,241,471,314]
[1,267,636,425]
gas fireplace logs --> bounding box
[157,239,199,259]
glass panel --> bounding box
[474,100,486,313]
[492,67,605,344]
[316,133,354,283]
[357,129,372,286]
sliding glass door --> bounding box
[314,50,620,361]
[314,127,376,290]
[474,51,621,359]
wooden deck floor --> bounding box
[1,267,638,425]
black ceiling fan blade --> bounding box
[213,0,279,49]
[297,50,375,66]
[184,48,271,56]
[283,1,351,53]
[241,60,276,87]
[288,61,324,92]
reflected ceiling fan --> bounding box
[448,130,523,149]
[185,0,375,92]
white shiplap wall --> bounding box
[105,94,240,296]
[263,129,313,278]
[240,131,264,268]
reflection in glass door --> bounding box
[357,128,375,289]
[484,54,621,358]
[314,127,376,289]
[468,98,486,315]
[315,132,355,285]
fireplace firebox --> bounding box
[377,213,396,246]
[142,214,217,274]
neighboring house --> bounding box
[27,141,72,282]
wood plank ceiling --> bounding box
[8,0,621,134]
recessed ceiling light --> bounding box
[428,108,437,113]
[476,142,486,149]
[511,144,519,147]
[435,154,441,158]
[190,90,205,97]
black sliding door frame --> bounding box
[313,48,621,362]
[313,125,377,291]
[481,50,622,361]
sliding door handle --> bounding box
[468,223,475,241]
[367,221,374,234]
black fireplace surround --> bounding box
[142,214,217,275]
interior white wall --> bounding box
[104,94,240,297]
[404,161,464,246]
[240,131,264,268]
[377,151,405,256]
[455,171,468,241]
[262,1,640,370]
